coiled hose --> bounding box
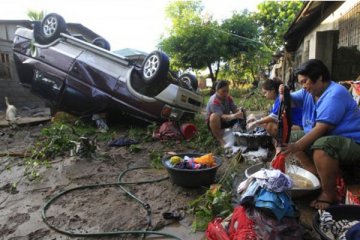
[41,166,182,239]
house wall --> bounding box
[290,1,360,81]
[0,23,45,111]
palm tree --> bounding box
[27,10,46,21]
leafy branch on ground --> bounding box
[189,151,245,231]
[149,150,163,169]
[24,120,114,180]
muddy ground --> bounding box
[0,115,321,240]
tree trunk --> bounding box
[207,63,215,84]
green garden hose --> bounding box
[41,166,182,239]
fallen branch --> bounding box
[0,152,29,158]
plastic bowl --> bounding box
[245,163,320,198]
[312,205,360,240]
[162,153,222,188]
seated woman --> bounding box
[281,59,360,210]
[247,78,303,137]
[206,80,245,146]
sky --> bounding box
[2,0,263,52]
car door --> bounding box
[60,49,130,115]
[29,40,83,105]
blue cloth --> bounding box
[269,96,303,127]
[291,81,360,143]
[254,188,295,220]
[346,222,360,240]
[240,179,261,205]
[108,137,139,147]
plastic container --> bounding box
[312,205,360,240]
[162,153,222,188]
[180,123,197,140]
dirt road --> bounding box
[0,121,320,240]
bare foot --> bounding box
[310,192,337,210]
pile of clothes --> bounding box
[206,168,304,240]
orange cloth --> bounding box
[194,153,216,167]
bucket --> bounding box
[162,153,222,188]
[180,123,197,140]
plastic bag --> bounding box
[205,218,230,240]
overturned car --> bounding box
[13,13,203,122]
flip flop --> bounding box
[162,211,184,220]
[310,199,337,210]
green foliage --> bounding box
[189,152,246,231]
[255,1,304,51]
[24,121,110,179]
[221,11,260,60]
[189,184,233,231]
[161,0,222,72]
[183,114,222,154]
[236,89,272,111]
[27,9,46,21]
[199,88,212,96]
[149,150,163,169]
[128,122,157,142]
[160,1,261,83]
[129,144,142,153]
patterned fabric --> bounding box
[206,94,237,119]
[251,169,293,192]
[319,209,359,240]
[247,207,303,240]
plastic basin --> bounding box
[162,153,222,188]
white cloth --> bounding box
[238,168,293,193]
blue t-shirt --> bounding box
[291,81,360,143]
[269,96,303,127]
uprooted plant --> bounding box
[24,121,113,179]
[189,151,245,231]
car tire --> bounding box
[92,37,111,51]
[39,13,66,44]
[141,51,169,85]
[179,73,198,91]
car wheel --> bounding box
[141,51,169,84]
[179,73,198,91]
[40,13,66,44]
[92,37,111,51]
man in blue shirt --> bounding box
[282,59,360,210]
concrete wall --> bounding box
[290,1,360,82]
